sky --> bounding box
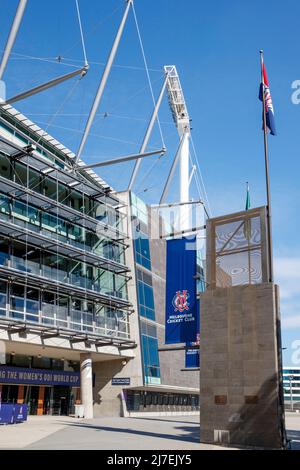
[0,0,300,367]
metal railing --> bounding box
[1,304,130,339]
[3,255,128,300]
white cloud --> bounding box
[274,257,300,330]
[282,315,300,329]
[274,257,300,300]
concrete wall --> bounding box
[91,191,144,417]
[93,356,143,417]
[200,283,285,449]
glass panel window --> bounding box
[57,295,68,327]
[43,177,57,201]
[15,162,27,186]
[115,274,127,300]
[0,281,7,316]
[11,241,27,272]
[58,184,68,205]
[26,248,40,275]
[134,233,151,270]
[69,190,83,212]
[68,223,84,247]
[29,168,40,192]
[143,284,154,309]
[12,355,31,368]
[70,298,93,332]
[105,308,117,333]
[100,270,114,296]
[69,261,91,289]
[0,193,10,218]
[10,284,25,320]
[41,213,59,234]
[27,205,40,229]
[141,320,161,385]
[26,287,39,322]
[137,280,155,321]
[94,304,105,333]
[43,253,68,283]
[12,199,27,222]
[87,231,99,253]
[0,239,9,266]
[42,292,56,325]
[32,356,51,369]
[0,153,11,180]
[83,196,91,216]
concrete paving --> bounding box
[0,412,298,450]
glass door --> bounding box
[26,386,39,415]
[43,387,52,415]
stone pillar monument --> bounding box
[80,353,94,419]
[200,207,286,448]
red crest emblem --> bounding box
[172,290,190,313]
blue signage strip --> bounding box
[165,237,199,344]
[185,348,200,369]
[0,366,80,387]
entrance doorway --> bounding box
[1,385,18,404]
[26,386,39,415]
[52,386,74,416]
[0,384,77,416]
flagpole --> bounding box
[260,51,287,448]
[260,49,274,283]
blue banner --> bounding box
[185,348,200,368]
[0,404,14,425]
[13,404,28,423]
[165,237,199,344]
[0,366,80,387]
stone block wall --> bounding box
[200,283,285,448]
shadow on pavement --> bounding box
[61,421,200,444]
[133,417,199,425]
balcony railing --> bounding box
[2,254,128,301]
[1,195,126,265]
[0,302,130,339]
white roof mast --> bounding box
[164,65,191,231]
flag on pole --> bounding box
[259,58,276,136]
[244,182,252,240]
[245,182,251,211]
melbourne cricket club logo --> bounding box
[172,290,190,313]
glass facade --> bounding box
[137,269,155,321]
[0,280,129,338]
[0,151,122,232]
[131,193,161,385]
[0,238,127,300]
[141,321,161,384]
[0,191,124,265]
[126,390,199,413]
[0,112,131,343]
[132,193,151,270]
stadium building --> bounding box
[0,104,199,417]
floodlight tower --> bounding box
[164,65,191,231]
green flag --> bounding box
[244,182,252,240]
[245,182,251,211]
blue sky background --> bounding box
[1,0,300,366]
